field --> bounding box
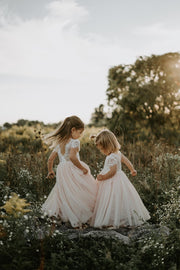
[0,123,179,270]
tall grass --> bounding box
[0,125,179,269]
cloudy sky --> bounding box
[0,0,180,125]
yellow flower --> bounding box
[1,193,31,217]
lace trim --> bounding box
[71,139,80,150]
[107,154,118,167]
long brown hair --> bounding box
[44,116,84,148]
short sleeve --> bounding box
[53,145,59,153]
[71,139,80,150]
[107,154,118,167]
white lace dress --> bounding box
[42,139,97,227]
[91,152,150,228]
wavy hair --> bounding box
[92,129,120,153]
[44,115,84,148]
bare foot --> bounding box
[74,225,82,230]
[107,226,117,230]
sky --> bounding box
[0,0,180,125]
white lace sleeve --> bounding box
[52,145,59,153]
[107,154,117,167]
[71,139,80,150]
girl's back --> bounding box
[54,139,80,163]
[42,137,97,228]
[42,115,97,228]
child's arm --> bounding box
[69,147,88,174]
[121,154,137,176]
[47,151,58,179]
[97,164,117,181]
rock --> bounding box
[81,230,130,245]
[127,223,170,241]
[35,220,170,245]
[157,225,170,236]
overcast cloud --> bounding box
[0,0,180,124]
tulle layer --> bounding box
[42,161,97,227]
[91,170,150,228]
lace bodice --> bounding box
[100,152,122,175]
[53,139,80,163]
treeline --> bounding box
[1,52,180,150]
[90,52,180,145]
[0,120,58,153]
[1,119,59,130]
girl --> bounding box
[91,129,150,228]
[42,116,97,228]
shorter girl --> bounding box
[91,129,150,228]
[42,116,97,228]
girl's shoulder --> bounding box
[52,144,60,153]
[106,152,118,165]
[70,139,80,149]
[108,151,121,159]
[106,151,121,164]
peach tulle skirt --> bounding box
[91,170,150,228]
[42,161,97,227]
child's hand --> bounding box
[82,168,88,174]
[47,171,55,179]
[131,169,137,176]
[97,174,104,181]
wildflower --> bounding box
[0,193,31,218]
[25,228,29,233]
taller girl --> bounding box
[42,116,97,228]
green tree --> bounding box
[3,122,12,129]
[90,104,107,127]
[16,119,45,127]
[106,52,180,143]
[17,119,28,126]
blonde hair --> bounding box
[44,116,84,148]
[92,129,120,153]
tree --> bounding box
[3,122,12,129]
[17,119,28,126]
[106,52,180,143]
[90,104,107,127]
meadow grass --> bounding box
[0,125,179,269]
